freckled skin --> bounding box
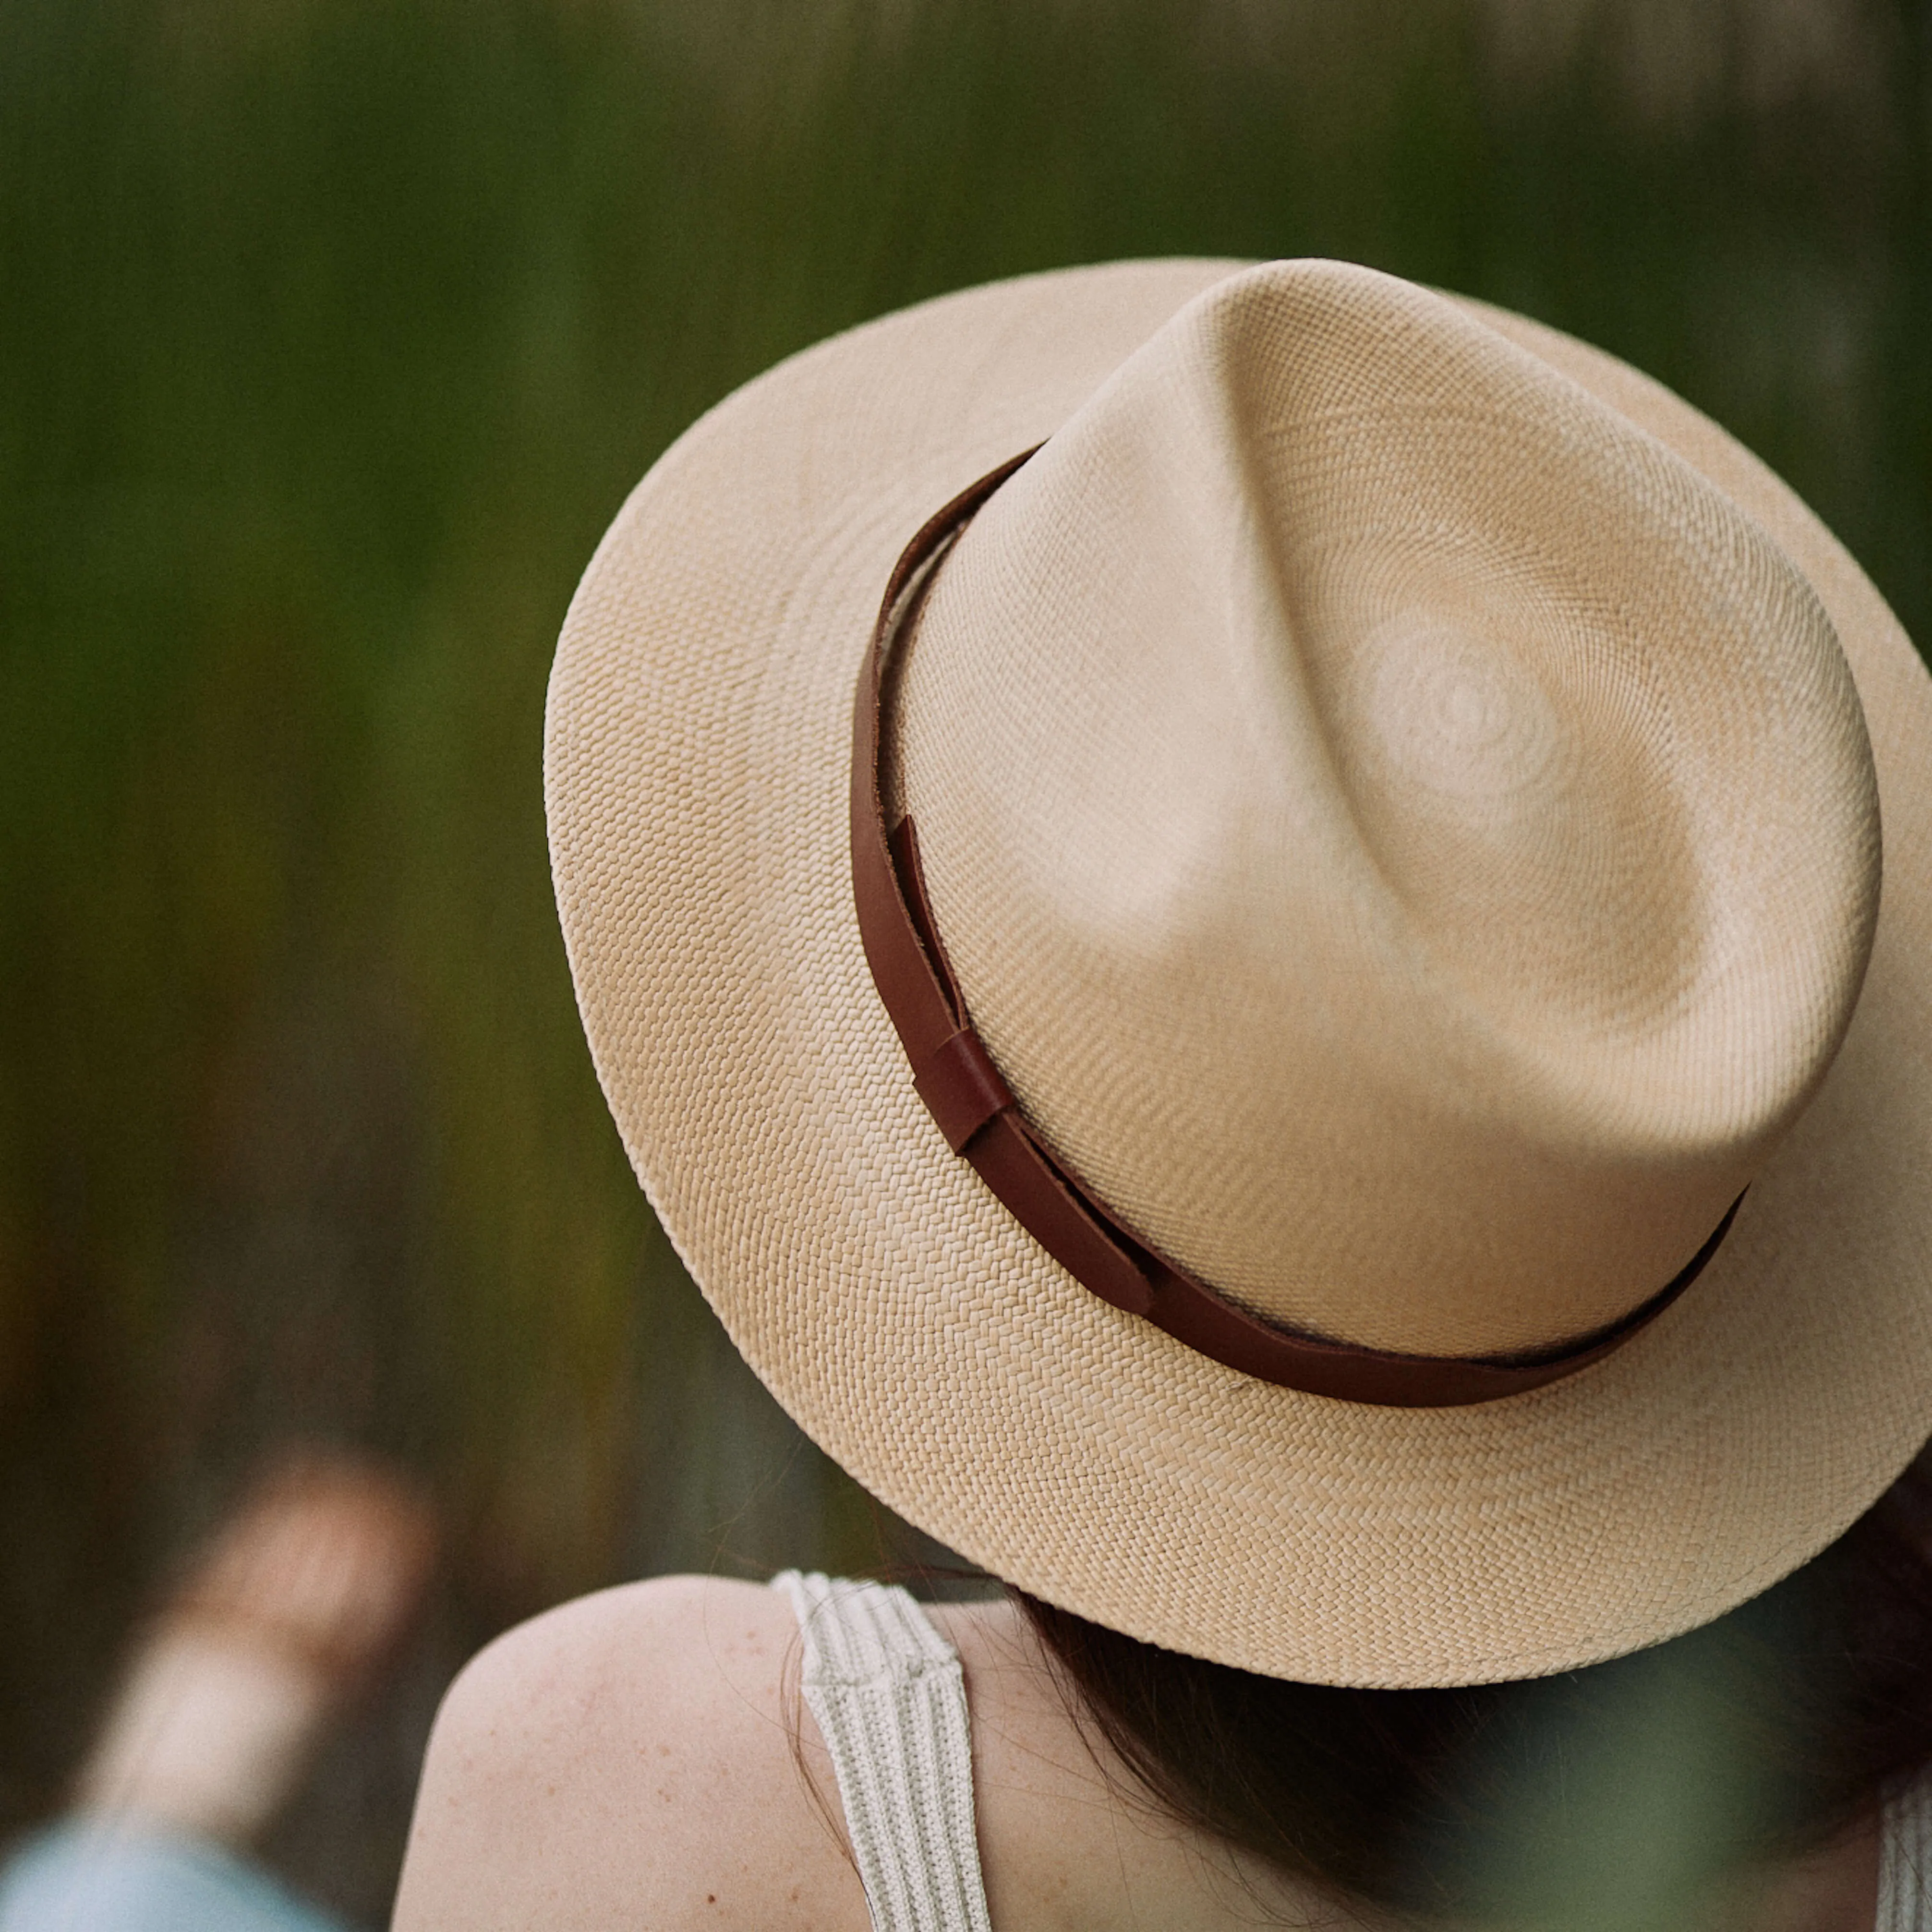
[389,1576,1880,1932]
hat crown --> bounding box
[892,260,1879,1355]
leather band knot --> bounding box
[849,447,1740,1406]
[914,1028,1014,1153]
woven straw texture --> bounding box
[897,267,1874,1356]
[546,259,1932,1686]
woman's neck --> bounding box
[936,1595,1883,1932]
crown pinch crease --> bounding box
[851,448,1742,1408]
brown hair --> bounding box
[1013,1455,1932,1925]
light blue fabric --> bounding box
[0,1822,351,1932]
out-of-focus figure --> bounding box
[0,1453,435,1932]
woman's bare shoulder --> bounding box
[389,1574,868,1932]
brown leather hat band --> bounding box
[849,448,1739,1407]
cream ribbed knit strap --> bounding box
[1878,1772,1932,1930]
[774,1570,993,1932]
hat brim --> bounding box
[545,259,1932,1687]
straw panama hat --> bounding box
[545,257,1932,1688]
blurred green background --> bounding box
[0,0,1926,1917]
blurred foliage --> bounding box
[0,0,1926,1914]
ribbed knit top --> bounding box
[775,1572,992,1932]
[1881,1771,1932,1931]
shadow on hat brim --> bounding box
[545,259,1932,1687]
